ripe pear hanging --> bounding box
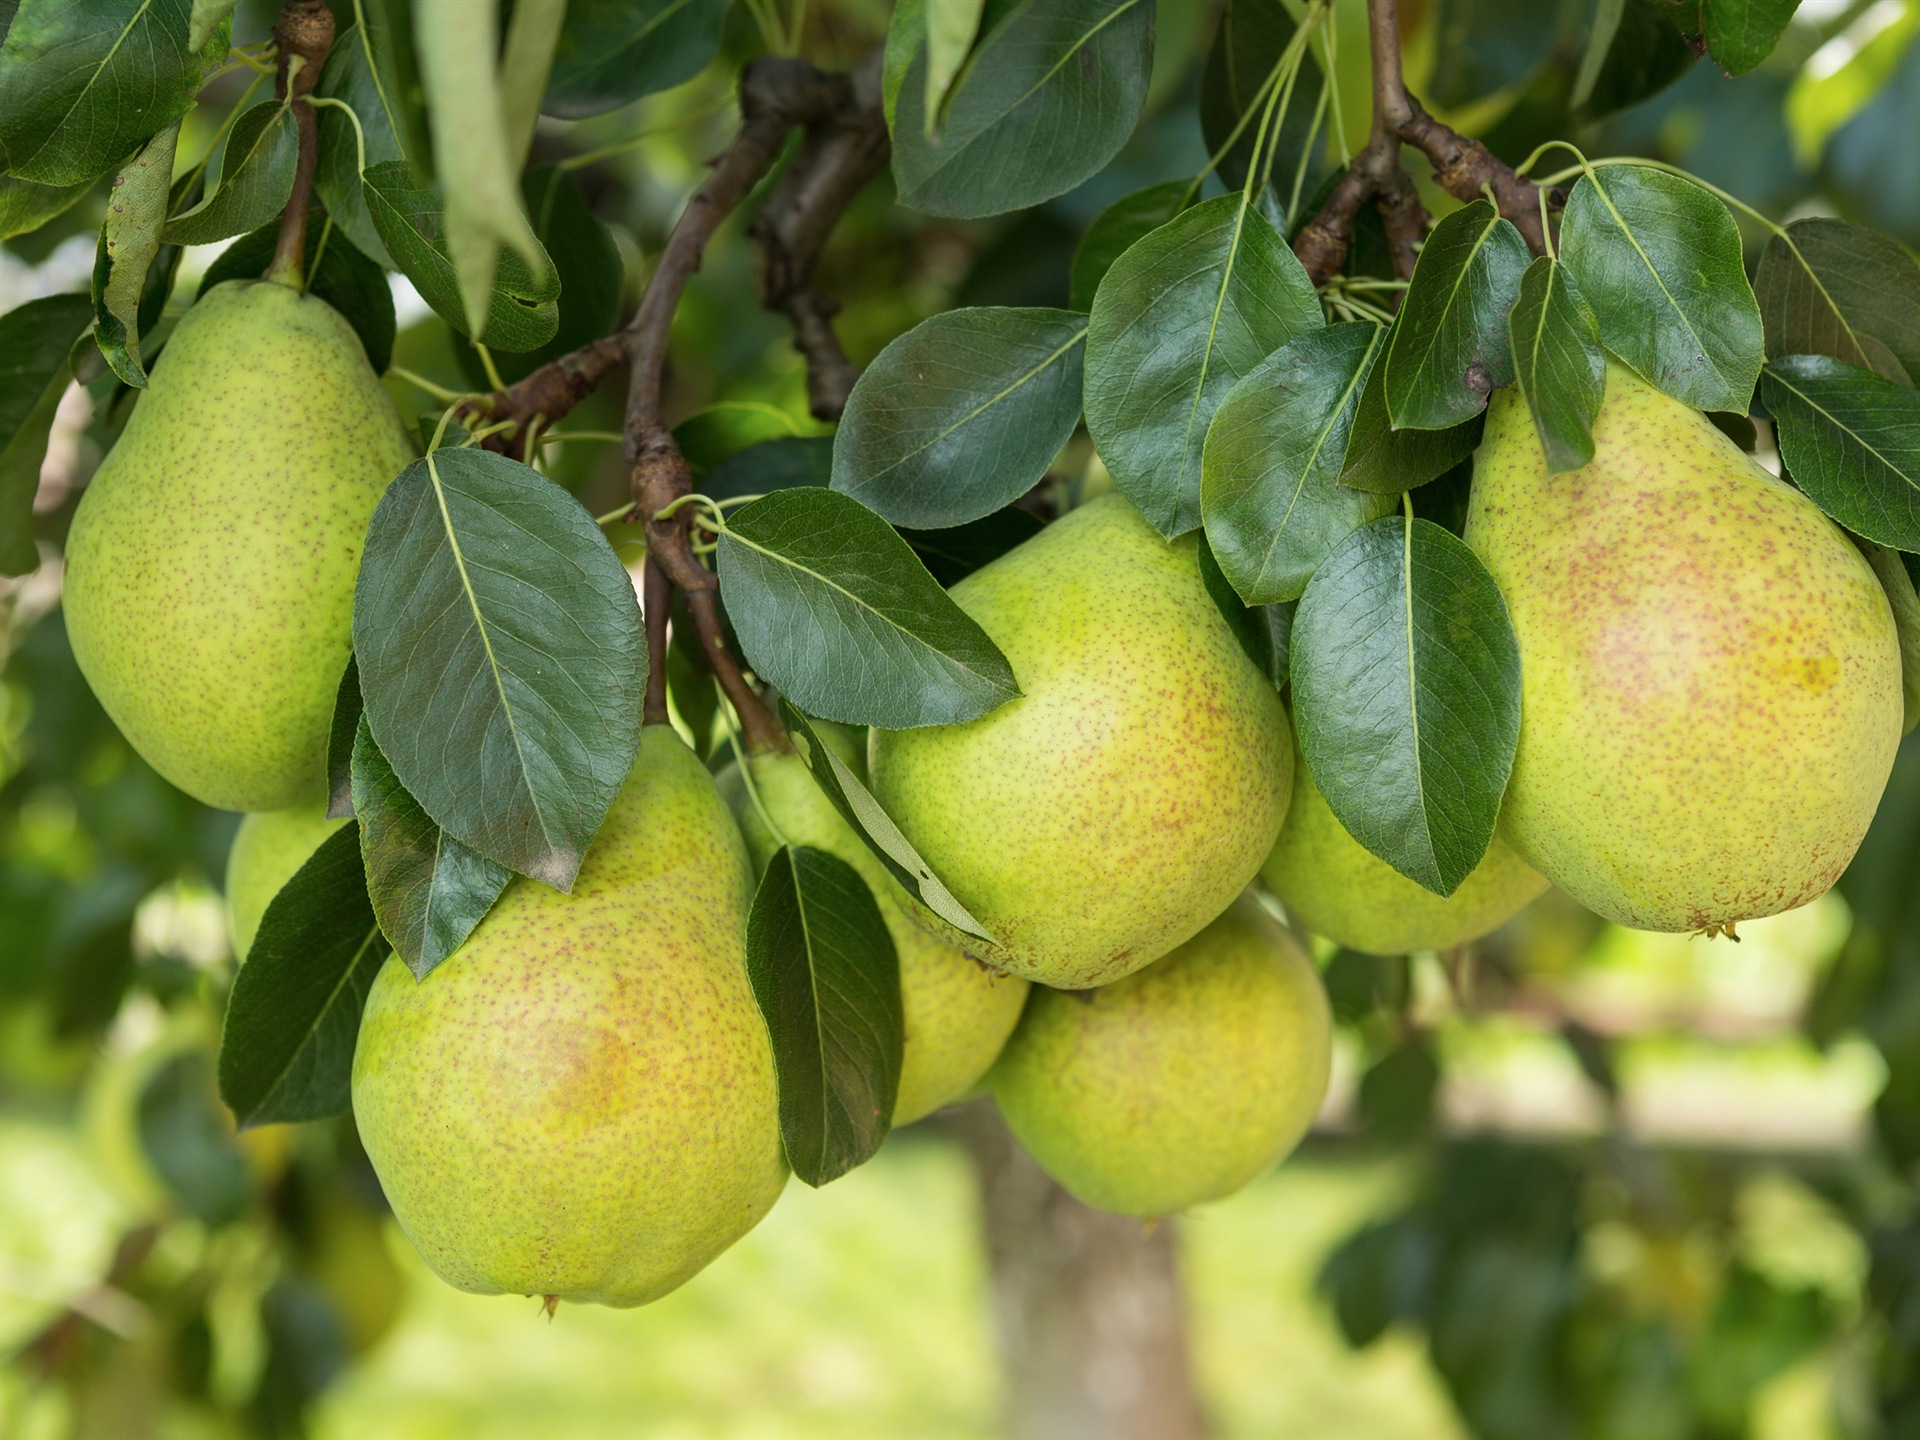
[1465,361,1901,933]
[352,727,787,1308]
[64,280,413,812]
[868,495,1293,990]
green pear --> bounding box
[718,744,1030,1126]
[63,279,413,813]
[351,726,786,1308]
[224,805,349,961]
[989,893,1330,1217]
[1466,361,1902,932]
[868,495,1292,990]
[1262,731,1546,954]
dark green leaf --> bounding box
[1198,0,1327,211]
[1856,538,1920,734]
[1339,318,1485,494]
[1557,165,1763,414]
[353,447,647,889]
[1754,218,1920,386]
[1069,180,1188,312]
[707,435,835,502]
[542,0,732,118]
[1703,0,1800,76]
[716,487,1019,728]
[1764,355,1920,552]
[1201,322,1393,604]
[0,0,204,186]
[1581,0,1696,119]
[217,824,389,1130]
[899,505,1046,586]
[325,655,361,820]
[1384,200,1531,431]
[1084,194,1323,536]
[890,0,1154,218]
[674,403,800,475]
[0,292,90,576]
[833,307,1086,528]
[746,844,903,1186]
[138,1052,251,1227]
[778,699,999,944]
[362,159,560,352]
[1291,513,1522,896]
[1427,0,1561,108]
[163,101,297,246]
[1507,256,1604,473]
[91,122,177,389]
[0,172,94,240]
[198,206,398,374]
[351,717,511,979]
[1197,530,1293,689]
[314,19,412,268]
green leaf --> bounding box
[1201,322,1394,605]
[0,0,202,187]
[1856,538,1920,734]
[899,505,1046,586]
[353,447,647,889]
[1197,530,1293,690]
[1069,179,1188,312]
[1507,256,1605,473]
[716,487,1019,728]
[0,172,94,241]
[1754,217,1920,386]
[198,205,398,374]
[542,0,732,118]
[778,700,999,945]
[1290,513,1522,896]
[499,0,568,162]
[1198,0,1326,211]
[1384,199,1531,431]
[362,159,560,352]
[1764,355,1920,552]
[890,0,1154,218]
[1703,0,1800,76]
[674,402,801,475]
[351,716,511,979]
[746,844,903,1187]
[314,19,412,268]
[925,0,989,131]
[91,122,178,389]
[1339,317,1485,495]
[217,824,389,1130]
[832,308,1086,528]
[1084,194,1324,536]
[884,0,926,130]
[0,293,91,577]
[707,435,835,502]
[1557,165,1763,414]
[188,0,239,51]
[326,655,360,820]
[162,101,297,247]
[138,1052,251,1227]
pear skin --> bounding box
[1263,732,1546,954]
[869,495,1292,990]
[1465,361,1901,932]
[718,749,1030,1125]
[225,805,349,961]
[990,893,1331,1217]
[351,727,786,1308]
[64,280,413,812]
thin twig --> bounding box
[267,0,334,288]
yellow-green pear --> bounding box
[64,280,413,812]
[1262,732,1546,954]
[1466,361,1901,932]
[224,806,348,961]
[869,495,1292,990]
[718,745,1030,1125]
[990,893,1331,1217]
[351,726,786,1308]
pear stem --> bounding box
[266,0,334,290]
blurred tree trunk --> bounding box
[954,1103,1209,1440]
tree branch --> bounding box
[267,0,334,288]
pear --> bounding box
[868,495,1292,990]
[1466,361,1901,932]
[351,726,786,1308]
[989,893,1331,1217]
[718,739,1030,1126]
[224,805,348,961]
[63,280,413,813]
[1263,732,1546,954]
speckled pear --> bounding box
[224,805,348,960]
[63,279,413,812]
[868,495,1292,990]
[718,739,1029,1125]
[351,727,786,1308]
[1263,731,1546,954]
[1465,361,1901,932]
[989,893,1331,1217]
